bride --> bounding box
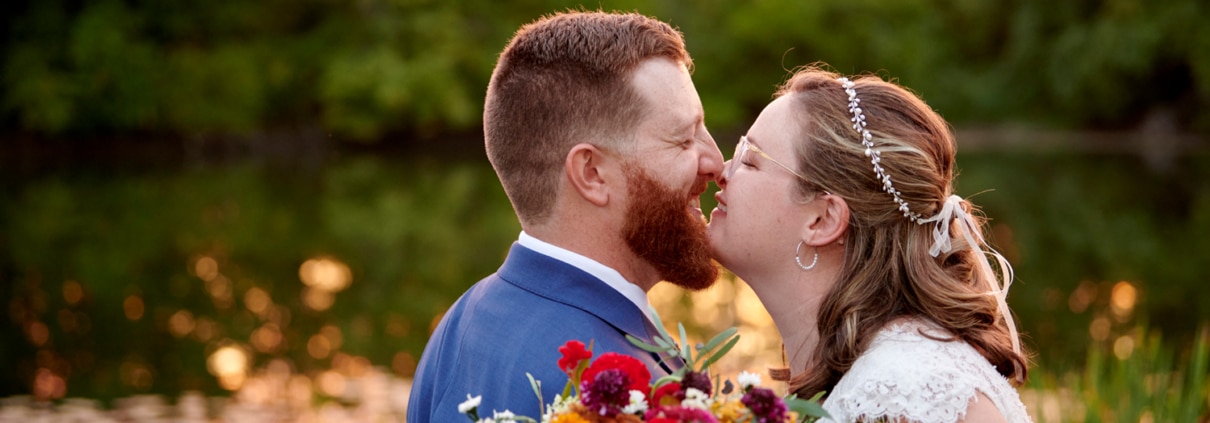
[707,65,1032,422]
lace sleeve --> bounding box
[820,322,1032,423]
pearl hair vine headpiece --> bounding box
[837,76,1022,355]
[839,77,925,224]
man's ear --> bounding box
[564,143,615,207]
[801,194,850,246]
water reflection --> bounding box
[1,152,1208,420]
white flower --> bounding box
[476,419,495,423]
[738,371,762,389]
[458,394,482,414]
[492,410,517,422]
[543,394,573,422]
[681,387,711,410]
[622,390,649,414]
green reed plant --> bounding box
[1029,326,1208,423]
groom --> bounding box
[406,10,724,423]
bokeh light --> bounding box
[123,295,145,320]
[194,256,220,282]
[62,281,84,305]
[1090,316,1111,341]
[302,287,335,311]
[1113,335,1135,360]
[32,368,66,400]
[299,257,352,293]
[27,321,49,346]
[207,343,249,391]
[244,287,272,316]
[1111,281,1138,319]
[168,310,196,338]
[251,323,284,353]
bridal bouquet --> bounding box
[459,313,828,423]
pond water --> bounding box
[2,139,1208,414]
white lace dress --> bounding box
[820,319,1032,423]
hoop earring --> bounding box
[795,241,818,271]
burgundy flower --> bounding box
[681,370,713,396]
[581,368,630,417]
[741,387,789,423]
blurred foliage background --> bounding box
[2,0,1209,421]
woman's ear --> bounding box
[564,143,614,207]
[801,194,850,246]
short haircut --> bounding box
[484,11,691,224]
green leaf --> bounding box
[627,334,669,354]
[698,334,740,371]
[678,323,691,361]
[700,327,739,353]
[526,372,544,417]
[786,395,831,421]
[649,307,674,341]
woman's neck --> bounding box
[747,267,838,374]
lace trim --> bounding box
[821,319,1031,423]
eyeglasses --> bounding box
[724,135,811,182]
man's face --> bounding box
[620,58,724,290]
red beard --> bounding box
[621,166,719,291]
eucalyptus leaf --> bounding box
[700,327,738,353]
[626,334,668,354]
[698,335,740,371]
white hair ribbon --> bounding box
[920,195,1021,355]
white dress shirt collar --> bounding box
[517,231,654,324]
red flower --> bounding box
[650,382,684,407]
[580,352,651,396]
[557,340,592,376]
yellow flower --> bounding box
[551,412,590,423]
[712,398,746,422]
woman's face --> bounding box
[707,96,813,278]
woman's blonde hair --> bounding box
[777,65,1028,397]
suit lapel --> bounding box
[498,244,681,375]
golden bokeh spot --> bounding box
[208,343,249,391]
[307,334,332,359]
[28,321,50,346]
[1089,316,1111,341]
[124,295,145,320]
[288,375,312,407]
[302,287,334,311]
[33,368,66,400]
[1068,280,1097,314]
[168,310,196,338]
[320,325,343,349]
[392,352,417,376]
[1113,335,1135,360]
[1110,281,1137,318]
[316,370,346,398]
[299,257,352,292]
[244,287,272,315]
[251,323,283,353]
[194,318,217,342]
[194,256,220,282]
[62,281,84,306]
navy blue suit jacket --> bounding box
[407,243,677,422]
